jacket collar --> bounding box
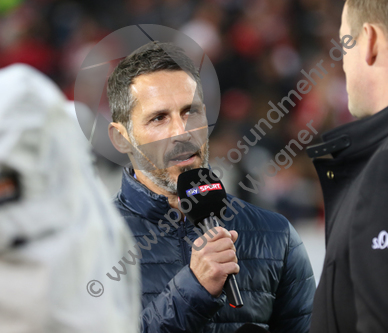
[309,107,388,159]
[117,167,172,224]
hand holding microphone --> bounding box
[177,168,243,308]
[190,226,239,298]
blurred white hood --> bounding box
[0,64,140,333]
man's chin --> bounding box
[140,141,209,194]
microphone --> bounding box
[177,168,243,308]
[235,323,270,333]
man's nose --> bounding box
[170,115,191,142]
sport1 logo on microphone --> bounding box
[186,183,222,197]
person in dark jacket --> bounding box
[107,41,315,333]
[307,1,388,332]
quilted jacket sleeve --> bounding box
[141,264,226,332]
[268,221,316,333]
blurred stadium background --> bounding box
[0,0,353,283]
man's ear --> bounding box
[364,23,378,66]
[108,122,133,154]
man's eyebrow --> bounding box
[146,103,203,121]
[145,109,168,122]
[180,102,203,111]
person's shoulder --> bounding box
[376,137,388,158]
[372,136,388,157]
[225,194,303,261]
[356,140,388,205]
[112,191,129,214]
[363,139,388,178]
[225,193,290,234]
[112,191,150,232]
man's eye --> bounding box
[186,108,199,115]
[152,115,165,122]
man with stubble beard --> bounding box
[107,41,315,333]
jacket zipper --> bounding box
[178,220,190,265]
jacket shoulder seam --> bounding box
[289,241,303,252]
[279,274,315,290]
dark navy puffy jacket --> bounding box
[113,169,316,333]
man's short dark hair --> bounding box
[346,0,388,38]
[107,41,204,130]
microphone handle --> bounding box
[202,217,244,308]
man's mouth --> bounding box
[170,152,197,162]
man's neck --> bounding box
[364,67,388,117]
[133,169,180,211]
